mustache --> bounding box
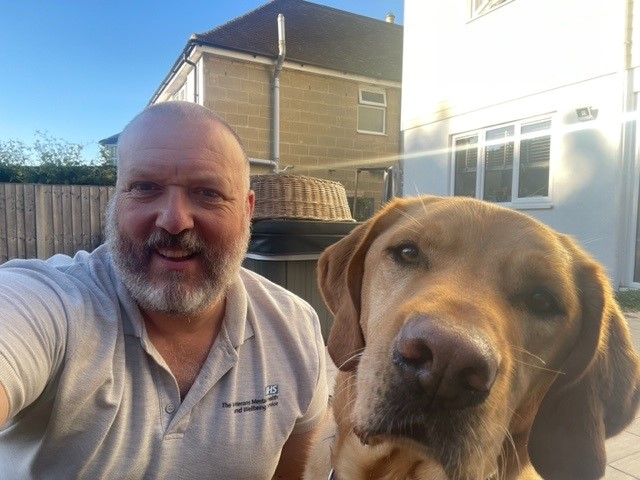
[145,230,208,253]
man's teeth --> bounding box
[158,249,192,259]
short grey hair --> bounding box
[117,101,250,167]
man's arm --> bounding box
[0,382,9,427]
[272,425,321,479]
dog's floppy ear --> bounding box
[529,246,640,479]
[318,198,409,371]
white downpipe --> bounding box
[617,0,636,287]
[250,157,279,168]
[273,14,286,173]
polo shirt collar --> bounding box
[219,273,255,348]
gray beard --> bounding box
[105,199,250,316]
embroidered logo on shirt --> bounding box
[265,384,278,395]
[221,385,279,414]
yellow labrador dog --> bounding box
[304,196,640,480]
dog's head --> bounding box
[318,195,640,479]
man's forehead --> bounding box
[120,119,243,159]
[125,115,217,142]
[121,106,238,146]
[123,162,230,178]
[117,106,248,180]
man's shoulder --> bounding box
[237,267,325,367]
[239,267,302,297]
[239,267,315,313]
[0,244,115,292]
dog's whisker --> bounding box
[416,194,430,217]
[395,207,425,230]
[498,423,520,479]
[335,389,358,422]
[512,358,564,375]
[336,350,364,371]
[495,443,508,480]
[510,345,547,365]
[473,416,498,480]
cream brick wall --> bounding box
[202,54,400,218]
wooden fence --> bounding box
[0,183,115,263]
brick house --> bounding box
[148,0,403,219]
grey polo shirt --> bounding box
[0,244,328,479]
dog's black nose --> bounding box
[392,316,499,409]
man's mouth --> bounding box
[156,248,197,261]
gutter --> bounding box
[148,36,200,105]
[150,33,400,106]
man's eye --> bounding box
[130,183,158,192]
[196,188,222,199]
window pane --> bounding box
[473,0,510,16]
[361,90,386,105]
[518,120,551,198]
[454,135,478,197]
[483,126,513,202]
[358,105,385,133]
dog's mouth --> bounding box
[354,409,475,447]
[346,317,506,478]
[352,392,494,478]
[353,425,381,447]
[352,423,497,480]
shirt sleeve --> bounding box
[0,266,69,420]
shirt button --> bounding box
[165,404,175,414]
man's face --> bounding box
[106,112,254,316]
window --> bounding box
[104,145,118,165]
[452,117,552,205]
[173,84,187,102]
[358,87,386,135]
[453,135,478,197]
[471,0,512,18]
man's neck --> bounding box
[141,299,227,398]
[141,298,226,337]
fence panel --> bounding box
[0,185,6,263]
[23,184,37,259]
[0,183,115,263]
[35,184,54,259]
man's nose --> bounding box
[154,189,195,234]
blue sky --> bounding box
[0,1,403,162]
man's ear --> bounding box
[247,190,256,218]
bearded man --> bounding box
[0,102,328,479]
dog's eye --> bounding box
[389,243,422,265]
[525,289,561,316]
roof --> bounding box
[193,0,403,81]
[98,133,119,146]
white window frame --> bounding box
[173,83,188,102]
[357,86,387,135]
[104,145,118,164]
[470,0,514,19]
[450,115,554,208]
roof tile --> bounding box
[193,0,403,81]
